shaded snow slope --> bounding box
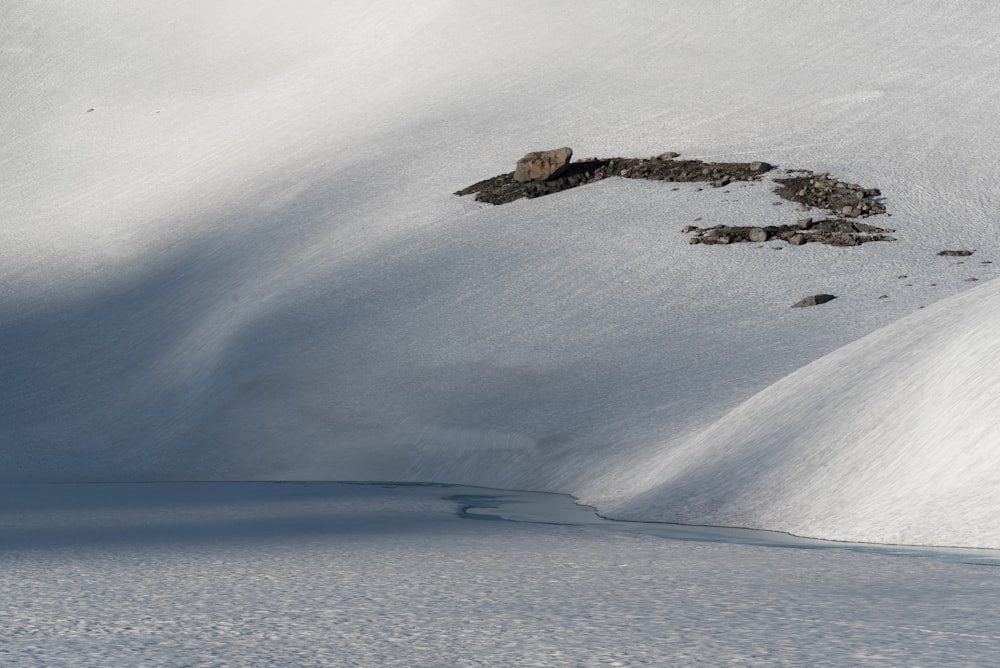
[4,1,1000,545]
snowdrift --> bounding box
[4,1,1000,546]
[607,278,1000,547]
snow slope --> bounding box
[606,278,1000,547]
[4,1,1000,546]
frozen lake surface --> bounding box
[4,482,1000,666]
[442,483,1000,568]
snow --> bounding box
[4,4,1000,655]
[5,483,1000,666]
[605,278,1000,547]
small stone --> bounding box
[749,161,771,172]
[938,250,973,257]
[681,225,697,233]
[788,234,807,245]
[796,204,808,212]
[792,294,837,308]
[796,218,813,229]
[513,147,573,183]
[748,228,768,243]
[966,277,979,282]
[689,237,702,244]
[841,205,855,216]
[879,295,889,299]
[658,151,680,159]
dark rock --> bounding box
[513,147,573,183]
[792,294,837,308]
[773,173,886,219]
[456,153,892,253]
[458,154,777,204]
[938,250,973,256]
[681,216,893,248]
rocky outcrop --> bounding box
[513,147,573,183]
[456,152,774,205]
[455,149,891,249]
[687,217,895,247]
[773,173,885,218]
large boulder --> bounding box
[513,147,573,183]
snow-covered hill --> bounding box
[4,1,1000,547]
[602,277,1000,547]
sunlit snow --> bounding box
[4,0,1000,663]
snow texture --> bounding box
[4,0,1000,548]
[5,483,1000,667]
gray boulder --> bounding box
[513,147,573,183]
[792,294,837,308]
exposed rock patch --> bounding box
[455,154,773,206]
[456,148,891,248]
[773,174,885,218]
[687,217,895,247]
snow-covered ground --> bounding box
[5,483,1000,667]
[5,0,1000,660]
[6,0,1000,548]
